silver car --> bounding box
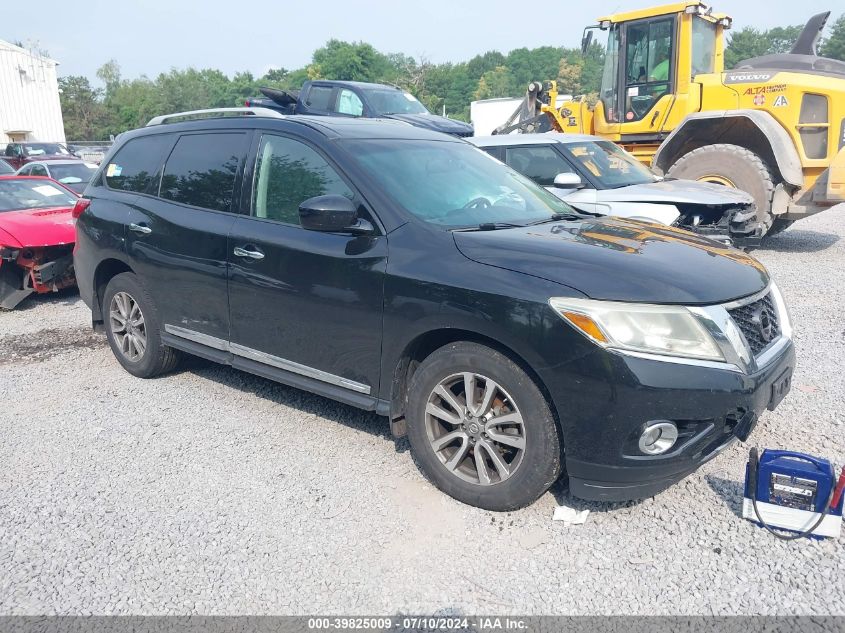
[15,159,98,194]
[470,133,760,245]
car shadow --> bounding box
[546,477,647,513]
[8,287,81,312]
[705,474,745,519]
[759,229,840,253]
[185,359,408,451]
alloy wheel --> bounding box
[109,291,147,362]
[424,372,526,486]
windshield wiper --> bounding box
[453,222,526,232]
[525,213,583,225]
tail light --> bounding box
[72,198,91,220]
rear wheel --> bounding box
[406,342,562,511]
[103,272,180,378]
[666,143,775,227]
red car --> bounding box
[0,175,79,309]
[3,142,75,171]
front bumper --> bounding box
[564,339,795,502]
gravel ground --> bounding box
[0,208,843,616]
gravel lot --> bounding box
[1,208,843,616]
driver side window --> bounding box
[252,134,355,226]
[624,17,674,122]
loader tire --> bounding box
[666,144,775,222]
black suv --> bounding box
[73,109,794,511]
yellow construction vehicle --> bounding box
[495,2,845,236]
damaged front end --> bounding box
[673,203,763,248]
[0,245,75,310]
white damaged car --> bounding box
[470,133,761,245]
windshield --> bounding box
[561,140,657,188]
[363,89,429,115]
[343,139,578,228]
[0,179,77,212]
[49,163,98,184]
[23,143,71,157]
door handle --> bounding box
[233,245,265,260]
[129,222,152,234]
[649,110,661,128]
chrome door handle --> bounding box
[233,246,265,260]
[129,223,152,234]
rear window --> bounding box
[159,133,247,212]
[105,134,175,193]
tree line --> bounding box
[58,13,845,141]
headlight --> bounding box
[549,297,724,361]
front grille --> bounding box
[728,292,780,356]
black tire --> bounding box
[666,144,775,222]
[102,272,180,378]
[406,341,562,511]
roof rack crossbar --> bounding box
[146,107,285,126]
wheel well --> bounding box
[653,115,800,187]
[389,329,560,436]
[92,259,133,323]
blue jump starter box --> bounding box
[743,450,843,538]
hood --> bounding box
[453,216,768,305]
[382,113,473,136]
[0,206,76,248]
[597,179,754,206]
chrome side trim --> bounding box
[721,284,772,310]
[754,336,791,369]
[164,324,371,395]
[611,349,743,373]
[164,325,229,351]
[229,343,371,394]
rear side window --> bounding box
[305,86,334,111]
[504,146,575,186]
[104,134,174,193]
[252,134,354,225]
[159,133,247,212]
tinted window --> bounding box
[305,86,334,111]
[252,135,354,225]
[159,133,247,212]
[504,146,575,186]
[105,134,174,193]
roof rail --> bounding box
[146,107,285,126]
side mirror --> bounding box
[581,29,594,56]
[298,194,373,234]
[553,172,584,189]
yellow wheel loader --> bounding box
[496,2,845,237]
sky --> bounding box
[3,0,840,82]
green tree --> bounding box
[725,25,802,69]
[308,40,390,82]
[58,76,107,140]
[821,14,845,60]
[474,66,513,100]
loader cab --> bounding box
[589,2,728,141]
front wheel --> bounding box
[406,342,562,511]
[666,143,775,226]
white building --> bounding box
[0,39,65,145]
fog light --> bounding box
[638,421,679,455]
